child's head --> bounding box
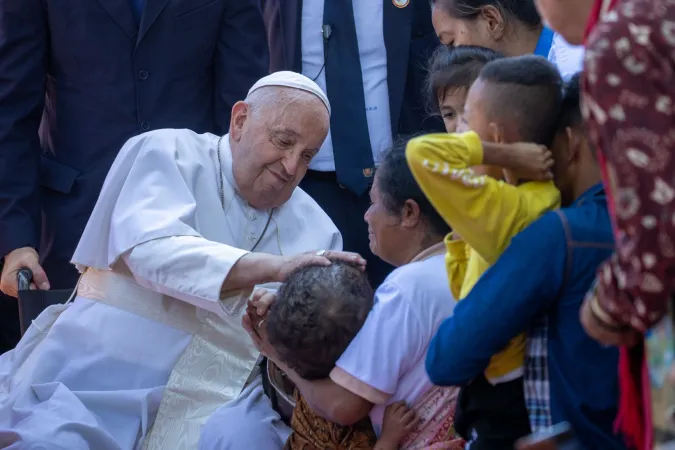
[464,55,563,146]
[427,45,503,133]
[551,73,595,206]
[266,262,373,380]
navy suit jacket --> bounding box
[261,0,444,145]
[0,0,269,287]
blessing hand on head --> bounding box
[316,250,367,271]
[276,250,366,281]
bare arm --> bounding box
[277,360,374,426]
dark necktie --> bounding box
[129,0,145,25]
[323,0,375,196]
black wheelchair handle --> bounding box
[17,268,33,292]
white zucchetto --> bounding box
[247,71,331,115]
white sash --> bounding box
[80,266,259,450]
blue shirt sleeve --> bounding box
[426,212,569,386]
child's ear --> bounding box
[489,122,505,144]
[565,126,582,164]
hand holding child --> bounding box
[506,142,554,182]
[375,402,418,450]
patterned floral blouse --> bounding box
[583,0,675,331]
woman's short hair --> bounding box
[377,137,451,239]
[431,0,541,28]
[266,262,373,380]
[426,45,503,115]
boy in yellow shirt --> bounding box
[406,55,564,449]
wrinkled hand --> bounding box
[579,295,639,348]
[378,401,418,447]
[0,247,50,298]
[277,250,366,282]
[506,143,554,182]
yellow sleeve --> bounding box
[445,234,469,300]
[406,132,555,265]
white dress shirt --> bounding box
[301,0,393,171]
[549,34,585,79]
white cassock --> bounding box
[0,129,341,450]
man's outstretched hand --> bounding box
[275,250,366,282]
[0,247,50,298]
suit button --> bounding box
[138,69,149,80]
[140,121,150,131]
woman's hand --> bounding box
[275,250,366,281]
[579,294,640,347]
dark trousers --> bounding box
[300,170,394,288]
[0,293,20,354]
[454,375,532,450]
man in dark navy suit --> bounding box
[0,0,269,352]
[262,0,444,288]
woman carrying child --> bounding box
[201,139,464,449]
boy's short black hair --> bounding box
[557,72,582,130]
[266,262,373,380]
[478,55,563,146]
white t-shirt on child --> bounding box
[330,244,456,435]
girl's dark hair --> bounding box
[431,0,541,28]
[426,45,503,115]
[376,136,451,239]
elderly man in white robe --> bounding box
[0,72,363,450]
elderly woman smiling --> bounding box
[220,138,464,449]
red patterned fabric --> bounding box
[582,1,675,448]
[584,0,675,344]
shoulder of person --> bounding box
[119,129,213,161]
[556,201,613,242]
[519,180,559,197]
[518,180,561,211]
[593,0,673,48]
[511,210,568,248]
[379,254,453,304]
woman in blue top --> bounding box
[430,0,584,79]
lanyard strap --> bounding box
[534,26,555,57]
